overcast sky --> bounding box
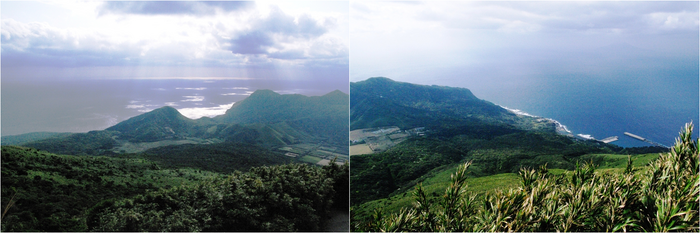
[2,1,348,87]
[350,1,697,83]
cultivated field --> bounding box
[350,144,373,156]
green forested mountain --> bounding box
[218,89,348,124]
[350,77,538,131]
[106,106,197,143]
[10,89,349,157]
[217,89,349,147]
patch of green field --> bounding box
[293,143,318,150]
[580,153,660,169]
[353,164,522,219]
[116,139,204,154]
[316,149,347,157]
[299,155,323,164]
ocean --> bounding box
[1,78,345,136]
[474,63,699,148]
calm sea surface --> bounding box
[2,79,344,136]
[476,65,699,148]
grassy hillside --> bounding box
[350,129,620,205]
[352,123,698,232]
[352,153,660,225]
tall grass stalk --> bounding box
[357,122,699,232]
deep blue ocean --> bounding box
[474,62,699,148]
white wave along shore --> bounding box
[499,105,574,136]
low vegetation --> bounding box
[0,145,348,231]
[138,142,293,173]
[353,122,698,232]
[88,162,348,232]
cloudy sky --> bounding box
[2,1,348,135]
[3,1,348,82]
[351,1,697,85]
[350,1,698,147]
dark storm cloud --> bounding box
[224,7,332,59]
[228,31,274,55]
[98,1,253,16]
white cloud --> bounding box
[647,11,699,31]
[176,87,207,90]
[222,93,246,96]
[177,102,235,119]
[1,1,348,69]
[125,102,157,113]
[182,95,205,102]
[126,104,145,109]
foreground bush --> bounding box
[89,162,348,232]
[355,122,699,232]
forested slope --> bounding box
[0,146,348,232]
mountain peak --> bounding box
[323,89,348,97]
[364,77,395,84]
[249,89,281,98]
[106,105,193,142]
[151,105,180,114]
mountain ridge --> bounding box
[11,89,349,157]
[350,77,543,132]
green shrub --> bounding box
[89,163,347,232]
